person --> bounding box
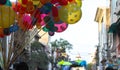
[14,62,29,70]
[105,59,114,70]
[0,66,2,70]
[105,67,114,70]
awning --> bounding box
[108,23,118,33]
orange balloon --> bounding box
[26,1,35,14]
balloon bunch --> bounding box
[0,0,82,37]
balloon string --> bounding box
[7,33,14,69]
[9,27,47,66]
[0,40,4,68]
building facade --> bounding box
[94,1,111,69]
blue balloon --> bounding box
[9,25,19,33]
[39,3,53,14]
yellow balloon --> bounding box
[18,0,22,3]
[75,0,82,7]
[58,6,68,22]
[32,0,43,7]
[18,0,43,8]
[58,3,82,24]
[0,6,15,28]
[68,9,82,24]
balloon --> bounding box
[0,0,7,5]
[0,28,4,38]
[68,9,82,24]
[4,28,10,35]
[40,0,51,5]
[68,0,75,2]
[51,0,58,4]
[22,14,33,29]
[58,0,68,5]
[12,2,21,12]
[0,5,15,28]
[54,22,68,32]
[52,6,60,22]
[18,14,33,30]
[26,1,34,14]
[42,26,49,32]
[37,14,48,26]
[48,31,55,36]
[19,6,26,14]
[5,0,12,6]
[33,9,41,23]
[9,25,19,33]
[58,3,82,24]
[44,16,55,32]
[39,3,53,14]
[21,0,28,5]
[32,0,42,5]
[75,0,82,7]
[52,6,58,17]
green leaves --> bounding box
[50,38,73,51]
[29,41,49,70]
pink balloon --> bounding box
[54,22,68,32]
[40,14,48,26]
[23,14,32,24]
[21,14,33,29]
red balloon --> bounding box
[34,9,42,23]
[40,0,51,5]
[52,6,60,22]
[58,0,68,5]
[0,28,4,38]
[51,0,58,4]
[52,6,58,17]
[12,2,21,12]
[22,0,28,5]
[19,6,27,14]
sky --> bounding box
[50,0,109,63]
[10,0,109,63]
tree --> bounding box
[50,38,72,53]
[29,41,49,70]
[87,63,93,70]
[50,38,73,70]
